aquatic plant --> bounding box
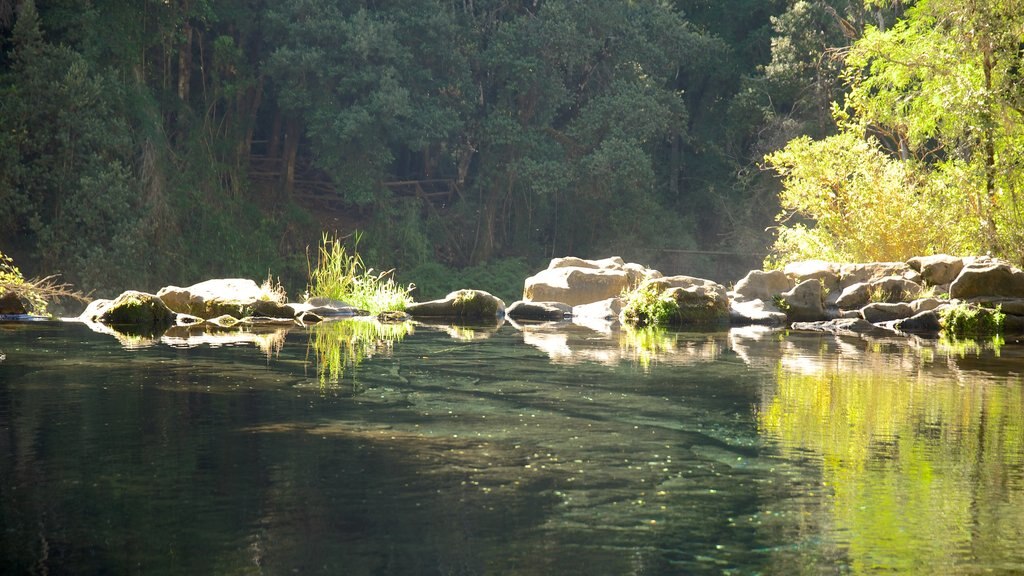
[939,303,1004,339]
[306,232,414,314]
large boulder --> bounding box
[907,254,965,286]
[949,261,1024,299]
[784,260,840,302]
[731,270,794,303]
[524,266,630,306]
[835,276,923,309]
[837,262,916,289]
[406,289,505,320]
[779,279,826,322]
[157,278,284,319]
[97,291,175,332]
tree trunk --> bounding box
[983,46,999,253]
[177,19,192,103]
[282,116,300,198]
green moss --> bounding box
[939,303,1004,338]
[452,290,499,318]
[98,291,175,333]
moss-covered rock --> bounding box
[157,278,284,319]
[97,291,175,333]
[406,289,506,320]
[621,276,729,328]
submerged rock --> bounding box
[406,289,506,320]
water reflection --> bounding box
[756,332,1024,574]
[308,318,413,386]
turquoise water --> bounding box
[1,320,1023,575]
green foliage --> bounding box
[0,251,46,315]
[939,304,1005,339]
[767,0,1024,265]
[306,232,414,314]
[621,283,680,328]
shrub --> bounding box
[939,304,1005,339]
[621,283,680,327]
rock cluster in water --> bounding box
[6,253,1021,339]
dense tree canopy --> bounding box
[0,0,897,296]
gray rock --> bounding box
[507,300,572,321]
[909,297,944,314]
[907,254,965,286]
[157,278,284,319]
[79,298,113,322]
[860,302,914,323]
[524,266,630,306]
[838,262,913,289]
[836,282,870,309]
[406,289,506,320]
[780,279,826,322]
[950,262,1024,299]
[891,310,943,334]
[784,260,840,304]
[731,270,795,303]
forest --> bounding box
[1,0,1022,299]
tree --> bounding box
[768,0,1024,264]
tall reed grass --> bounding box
[306,232,414,314]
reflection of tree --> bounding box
[308,319,413,387]
[758,349,1024,573]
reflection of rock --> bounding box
[791,318,894,336]
[417,318,505,340]
[81,319,161,349]
[406,290,505,320]
[161,325,288,356]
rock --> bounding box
[305,296,351,308]
[910,297,944,314]
[506,300,572,322]
[837,262,913,289]
[870,276,923,302]
[784,260,840,303]
[622,276,730,328]
[791,318,892,336]
[860,302,914,323]
[949,261,1024,299]
[573,298,623,320]
[622,262,661,287]
[1004,314,1024,334]
[97,291,175,332]
[965,297,1024,316]
[252,300,297,319]
[406,289,505,320]
[731,270,795,303]
[836,276,922,309]
[524,266,630,306]
[0,291,28,315]
[79,298,113,322]
[291,301,365,318]
[835,282,870,309]
[891,310,943,334]
[780,279,825,322]
[729,298,788,326]
[907,254,965,286]
[157,278,284,319]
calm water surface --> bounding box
[1,320,1023,575]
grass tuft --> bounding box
[306,232,414,315]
